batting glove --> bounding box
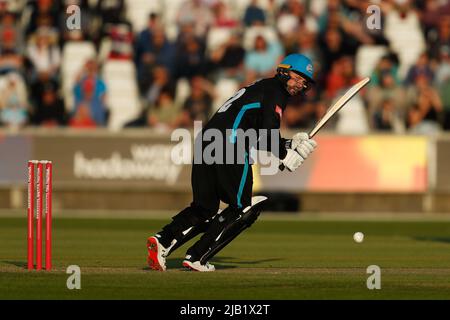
[290,132,317,160]
[281,149,304,172]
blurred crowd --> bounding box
[0,0,449,134]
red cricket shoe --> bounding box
[147,236,167,271]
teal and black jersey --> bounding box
[192,77,290,212]
[204,76,290,160]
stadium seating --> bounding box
[101,60,142,130]
[243,25,279,50]
[125,0,162,33]
[309,0,328,17]
[384,10,426,78]
[213,78,239,113]
[335,95,370,134]
[228,0,276,19]
[161,0,186,41]
[355,45,389,78]
[61,41,97,111]
[206,27,233,54]
[175,78,191,108]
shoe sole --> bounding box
[182,260,215,272]
[147,237,165,271]
[182,261,197,271]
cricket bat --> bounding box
[280,77,371,170]
[308,77,371,138]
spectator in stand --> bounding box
[368,69,407,131]
[26,27,60,81]
[420,0,446,41]
[125,90,180,130]
[244,34,283,84]
[407,105,439,135]
[135,13,162,65]
[177,0,214,39]
[69,102,97,128]
[319,27,354,75]
[317,0,343,33]
[31,82,67,127]
[277,0,318,54]
[178,76,215,127]
[144,66,176,107]
[26,0,59,36]
[209,31,245,82]
[243,0,266,27]
[405,53,434,86]
[29,71,58,108]
[372,98,405,133]
[105,23,134,60]
[0,11,24,74]
[343,0,389,45]
[370,53,401,86]
[384,0,426,76]
[0,73,28,128]
[406,72,444,134]
[96,0,126,25]
[73,60,108,126]
[149,27,176,69]
[427,16,450,62]
[175,32,206,79]
[318,0,371,65]
[147,90,181,130]
[212,1,238,28]
[0,0,8,17]
[136,26,175,93]
[325,56,360,99]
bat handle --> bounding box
[279,131,313,171]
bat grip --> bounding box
[279,132,313,171]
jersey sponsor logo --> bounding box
[275,105,282,119]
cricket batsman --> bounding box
[147,54,318,271]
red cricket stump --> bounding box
[45,162,52,270]
[27,160,53,271]
[27,161,35,270]
[36,162,43,270]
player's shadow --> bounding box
[2,260,27,269]
[169,258,238,270]
[413,236,450,244]
[212,256,282,265]
[142,258,237,271]
[142,257,283,271]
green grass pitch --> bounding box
[1,216,450,299]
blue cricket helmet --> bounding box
[277,54,315,84]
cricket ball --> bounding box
[353,232,364,243]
